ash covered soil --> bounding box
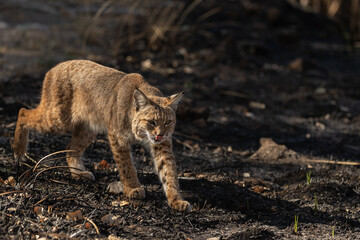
[0,0,360,239]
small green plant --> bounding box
[306,170,312,186]
[294,215,299,234]
[332,226,335,238]
[314,193,318,211]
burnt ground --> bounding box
[1,0,360,239]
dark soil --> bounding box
[1,0,360,239]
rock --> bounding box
[212,146,223,155]
[289,58,303,72]
[0,21,8,29]
[315,87,326,94]
[253,186,266,193]
[243,172,251,178]
[315,121,326,130]
[340,106,349,112]
[288,57,318,72]
[250,138,298,161]
[35,236,47,240]
[140,59,175,76]
[97,159,110,170]
[101,214,122,226]
[141,59,152,69]
[196,174,207,179]
[111,200,129,207]
[33,206,44,217]
[249,101,266,110]
[183,66,194,74]
[107,181,123,194]
[3,97,15,104]
[108,234,125,240]
[66,210,83,221]
[85,222,92,229]
[5,176,16,186]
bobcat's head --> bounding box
[132,89,183,144]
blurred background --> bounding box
[1,0,360,156]
[0,0,359,82]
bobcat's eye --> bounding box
[148,120,156,126]
[165,120,172,126]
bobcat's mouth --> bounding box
[146,132,165,144]
[154,135,163,142]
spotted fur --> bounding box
[13,60,191,212]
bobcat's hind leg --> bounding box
[66,125,96,181]
[13,108,43,159]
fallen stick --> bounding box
[220,90,248,98]
[33,197,48,207]
[305,159,360,166]
[0,190,23,196]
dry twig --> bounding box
[84,217,100,234]
[305,159,360,166]
[33,150,77,172]
[0,190,23,196]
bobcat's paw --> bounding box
[72,171,95,181]
[13,151,24,161]
[170,200,192,213]
[127,187,146,199]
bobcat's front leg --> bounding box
[108,132,145,199]
[152,141,191,212]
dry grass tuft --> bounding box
[79,0,204,54]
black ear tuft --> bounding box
[134,89,150,111]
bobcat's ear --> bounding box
[167,91,184,111]
[134,89,150,111]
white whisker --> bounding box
[146,131,155,144]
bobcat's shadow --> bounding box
[177,174,359,230]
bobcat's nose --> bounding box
[155,134,164,142]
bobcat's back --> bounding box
[38,60,147,133]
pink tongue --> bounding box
[155,135,163,141]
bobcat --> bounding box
[13,60,191,212]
